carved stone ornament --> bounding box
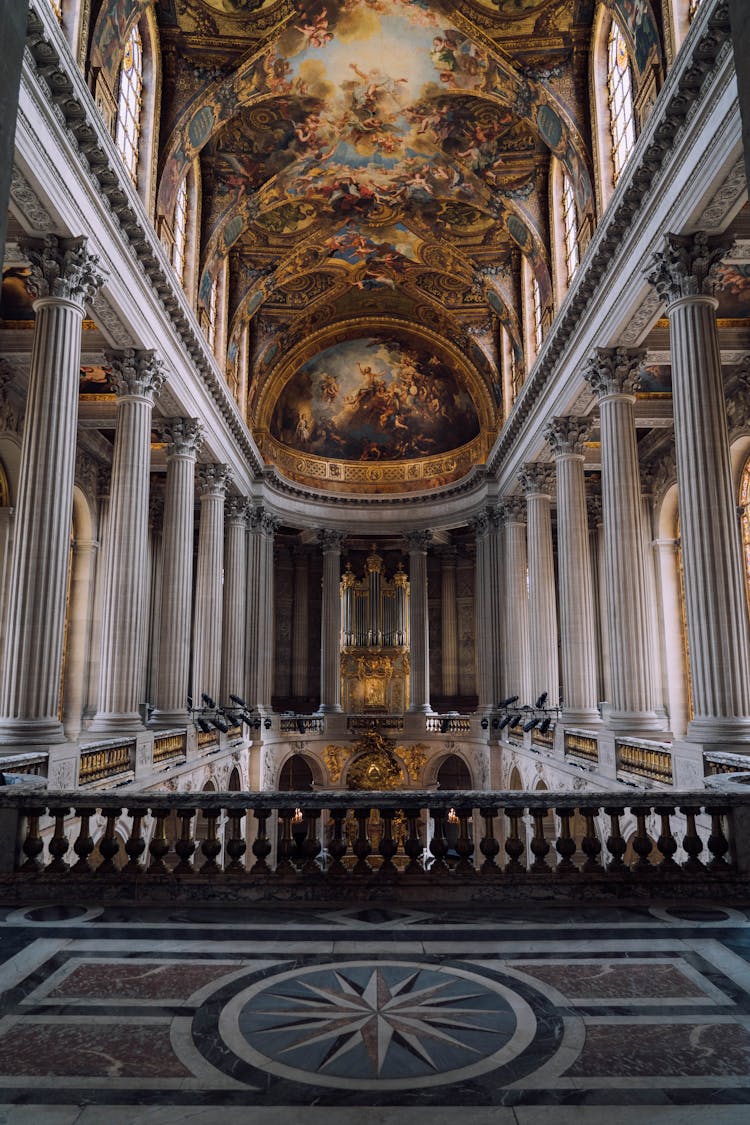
[20,234,104,307]
[544,415,592,457]
[586,492,603,525]
[323,744,348,785]
[500,495,527,524]
[225,495,249,523]
[105,349,167,401]
[89,291,134,347]
[405,529,432,552]
[74,449,99,497]
[319,529,346,553]
[518,462,555,496]
[9,168,52,231]
[196,463,229,497]
[398,742,428,784]
[645,231,731,306]
[584,347,645,399]
[162,417,202,459]
[470,510,490,539]
[260,511,280,536]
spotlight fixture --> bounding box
[201,693,217,709]
[539,716,552,734]
[498,695,519,708]
[197,717,213,734]
[498,714,513,730]
[534,692,548,709]
[480,717,489,730]
[212,715,230,734]
[509,714,523,729]
[264,718,272,729]
[229,694,247,708]
[523,717,539,732]
[239,710,256,726]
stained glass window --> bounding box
[562,172,579,282]
[607,20,636,184]
[172,177,188,284]
[115,25,143,185]
[532,275,543,351]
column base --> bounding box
[686,716,750,747]
[149,710,191,730]
[86,712,145,737]
[319,704,342,714]
[560,708,602,727]
[605,709,667,734]
[0,717,67,746]
[407,704,432,714]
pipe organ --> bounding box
[340,547,410,713]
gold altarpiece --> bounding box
[340,547,409,713]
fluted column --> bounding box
[501,498,531,704]
[246,506,278,712]
[587,492,609,707]
[61,538,97,739]
[406,530,432,713]
[221,496,249,706]
[151,419,201,726]
[292,546,310,701]
[472,512,492,711]
[191,464,228,708]
[585,348,661,731]
[0,236,103,743]
[319,530,344,713]
[646,232,750,743]
[544,417,600,724]
[89,349,166,734]
[440,546,459,698]
[519,463,558,708]
[258,511,278,711]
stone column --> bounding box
[221,496,249,706]
[0,236,103,744]
[151,419,202,727]
[646,232,750,744]
[191,464,228,708]
[654,537,690,738]
[61,537,97,740]
[585,348,661,731]
[292,546,310,701]
[319,530,344,713]
[85,468,110,718]
[0,506,14,690]
[89,350,166,735]
[500,497,531,705]
[544,417,600,724]
[519,463,559,708]
[257,511,278,712]
[406,530,432,713]
[587,492,609,707]
[472,512,492,711]
[143,490,164,711]
[440,546,459,698]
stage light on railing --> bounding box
[539,716,552,734]
[523,717,539,732]
[201,693,216,709]
[229,694,247,708]
[509,715,523,729]
[498,696,519,708]
[480,717,489,729]
[498,714,513,730]
[534,692,548,709]
[212,715,230,734]
[197,717,213,734]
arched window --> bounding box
[206,274,218,351]
[532,275,543,352]
[740,455,750,607]
[562,172,579,282]
[607,19,636,184]
[115,24,143,185]
[172,176,188,284]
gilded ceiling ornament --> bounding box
[397,743,428,784]
[323,744,348,785]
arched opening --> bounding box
[591,4,637,214]
[436,754,472,790]
[228,767,242,792]
[278,754,315,791]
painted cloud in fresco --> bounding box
[271,335,480,460]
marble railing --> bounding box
[0,786,747,902]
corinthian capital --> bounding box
[319,529,346,553]
[405,529,432,552]
[645,231,730,306]
[225,496,249,524]
[162,417,202,459]
[544,415,592,456]
[106,349,167,401]
[500,495,527,524]
[584,347,644,399]
[196,463,229,497]
[21,234,105,308]
[518,462,555,496]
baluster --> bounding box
[200,807,222,873]
[428,807,449,872]
[124,810,146,872]
[654,805,679,870]
[631,806,654,873]
[225,807,248,874]
[20,806,46,872]
[301,810,322,875]
[46,806,71,873]
[504,807,525,873]
[97,807,123,874]
[554,807,577,873]
[276,809,295,876]
[376,808,398,878]
[247,808,269,874]
[327,808,348,876]
[147,808,171,874]
[455,809,474,875]
[604,806,627,872]
[530,808,551,873]
[173,808,196,874]
[352,809,372,875]
[680,805,704,873]
[581,811,603,873]
[71,808,96,874]
[478,806,500,875]
[705,806,732,870]
[403,807,424,874]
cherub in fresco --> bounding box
[318,372,339,402]
[266,55,295,95]
[294,9,334,48]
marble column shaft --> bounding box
[519,464,558,707]
[257,512,277,710]
[501,498,531,704]
[292,547,310,700]
[544,418,600,723]
[585,347,660,730]
[319,530,344,713]
[0,236,103,742]
[441,547,459,697]
[152,419,201,725]
[191,464,228,707]
[62,537,97,739]
[647,233,750,739]
[221,496,249,706]
[406,530,432,713]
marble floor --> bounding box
[1,898,750,1123]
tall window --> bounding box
[206,275,218,351]
[531,275,543,351]
[607,20,636,184]
[172,177,188,284]
[561,172,579,282]
[115,24,143,185]
[740,456,750,609]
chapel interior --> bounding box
[1,0,750,1118]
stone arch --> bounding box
[429,751,474,790]
[228,766,242,792]
[278,751,319,790]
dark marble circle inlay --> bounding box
[24,904,89,922]
[664,907,731,922]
